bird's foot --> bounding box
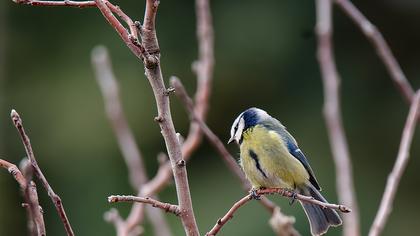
[249,188,262,200]
[288,190,298,205]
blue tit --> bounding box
[228,107,342,236]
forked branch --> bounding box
[11,110,74,236]
[0,158,46,236]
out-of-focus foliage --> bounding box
[1,0,420,235]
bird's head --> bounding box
[228,107,270,144]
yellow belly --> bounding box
[240,126,309,189]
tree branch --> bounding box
[334,0,415,103]
[91,46,172,236]
[91,45,147,188]
[0,158,46,236]
[11,110,74,236]
[206,188,351,236]
[109,195,181,216]
[13,0,96,8]
[369,90,420,236]
[315,1,360,236]
[180,0,215,159]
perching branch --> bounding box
[315,1,360,236]
[11,110,74,236]
[109,195,181,216]
[206,188,351,236]
[369,90,420,236]
[334,0,415,104]
[91,46,171,236]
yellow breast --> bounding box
[239,125,309,189]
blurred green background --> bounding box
[1,0,420,235]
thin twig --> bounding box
[315,1,360,236]
[334,0,415,103]
[13,0,96,8]
[94,0,144,60]
[11,110,75,236]
[92,46,147,190]
[0,159,27,187]
[181,0,215,159]
[170,77,247,187]
[109,195,181,216]
[206,188,350,236]
[91,46,171,236]
[0,158,46,236]
[369,90,420,236]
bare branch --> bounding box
[13,0,96,8]
[138,1,200,234]
[0,158,27,188]
[0,158,46,236]
[92,46,171,236]
[11,109,75,236]
[205,194,251,236]
[170,77,247,187]
[109,195,181,216]
[180,0,215,159]
[315,1,360,235]
[269,207,300,236]
[93,0,144,60]
[369,91,420,236]
[206,188,350,236]
[334,0,415,103]
[92,45,147,189]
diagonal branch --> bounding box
[315,1,360,236]
[334,0,415,103]
[11,110,74,236]
[206,188,351,236]
[369,90,420,236]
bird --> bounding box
[228,107,342,236]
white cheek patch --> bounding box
[234,118,245,142]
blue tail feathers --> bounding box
[298,184,342,235]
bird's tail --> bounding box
[297,184,342,236]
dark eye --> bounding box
[233,125,238,134]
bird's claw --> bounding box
[249,188,261,200]
[288,191,298,205]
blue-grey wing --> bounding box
[263,120,321,190]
